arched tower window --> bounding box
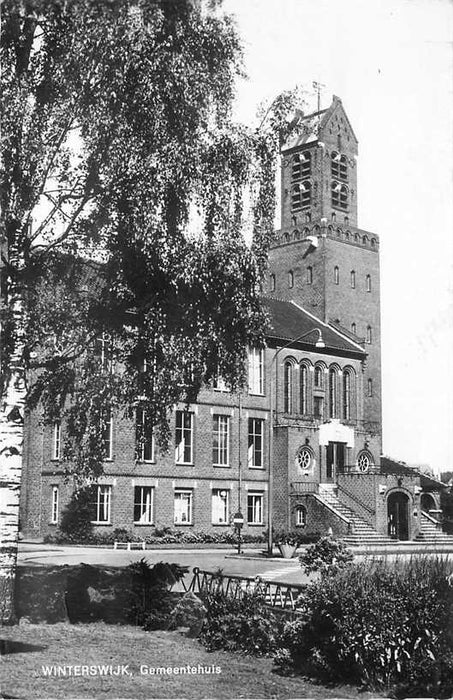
[314,365,323,388]
[269,273,275,292]
[288,270,294,288]
[331,152,348,181]
[342,369,353,420]
[334,266,339,284]
[367,378,373,397]
[284,361,293,413]
[300,364,308,415]
[292,180,312,211]
[351,322,356,335]
[328,368,338,418]
[306,266,313,285]
[366,274,371,292]
[332,182,348,210]
[292,151,311,180]
[350,270,355,288]
[366,326,372,344]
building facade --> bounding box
[20,97,445,544]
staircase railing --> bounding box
[336,482,375,527]
[312,492,354,532]
[421,510,442,529]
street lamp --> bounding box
[267,328,325,555]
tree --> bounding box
[0,0,304,623]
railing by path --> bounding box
[184,567,306,612]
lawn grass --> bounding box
[0,622,379,699]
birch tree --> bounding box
[0,0,303,623]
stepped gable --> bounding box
[263,297,366,356]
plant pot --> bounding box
[278,543,297,559]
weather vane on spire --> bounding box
[312,80,325,113]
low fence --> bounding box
[184,567,306,612]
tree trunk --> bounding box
[0,252,26,624]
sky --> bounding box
[222,0,453,473]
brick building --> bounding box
[20,96,446,544]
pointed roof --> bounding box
[282,95,358,152]
[264,297,366,356]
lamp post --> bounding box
[267,328,325,555]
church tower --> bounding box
[268,95,382,440]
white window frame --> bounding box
[213,415,230,466]
[92,485,112,524]
[102,411,113,461]
[52,421,61,460]
[248,417,264,469]
[133,485,154,524]
[136,408,154,462]
[51,485,59,524]
[213,371,228,392]
[175,411,194,464]
[174,489,193,525]
[296,504,307,527]
[247,491,264,525]
[248,347,264,395]
[211,488,229,524]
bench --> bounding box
[113,541,146,551]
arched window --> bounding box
[334,266,339,284]
[295,504,307,527]
[342,370,352,420]
[292,181,312,211]
[331,182,349,210]
[284,361,293,413]
[351,322,356,335]
[306,266,313,285]
[367,378,373,397]
[328,368,337,418]
[371,238,376,248]
[270,273,275,292]
[366,274,371,292]
[362,235,368,245]
[296,447,313,473]
[292,151,311,180]
[300,364,308,415]
[314,365,323,388]
[288,270,294,288]
[350,270,355,288]
[344,230,350,240]
[331,212,336,222]
[366,326,372,344]
[331,152,348,181]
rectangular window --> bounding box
[212,415,230,466]
[174,489,193,525]
[134,486,154,524]
[102,411,113,460]
[213,370,228,392]
[91,485,112,524]
[175,411,194,464]
[248,347,264,395]
[248,418,264,468]
[51,485,59,524]
[247,491,264,525]
[211,489,229,524]
[52,421,61,460]
[136,408,154,462]
[314,396,324,419]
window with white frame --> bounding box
[52,421,61,460]
[247,491,263,525]
[102,411,113,460]
[174,489,193,524]
[136,408,154,462]
[134,486,154,524]
[51,485,59,524]
[211,488,229,524]
[296,504,307,527]
[328,368,338,418]
[212,415,230,466]
[248,347,264,395]
[91,485,112,523]
[213,370,228,392]
[175,411,194,464]
[248,417,264,468]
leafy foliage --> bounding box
[199,589,284,656]
[298,536,353,575]
[58,486,94,542]
[276,556,453,694]
[44,526,265,546]
[1,0,307,484]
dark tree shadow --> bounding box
[0,639,47,655]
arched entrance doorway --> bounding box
[421,493,436,514]
[387,491,410,540]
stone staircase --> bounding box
[314,485,392,546]
[416,512,453,545]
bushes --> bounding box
[199,590,284,656]
[276,556,453,695]
[45,526,265,546]
[298,535,353,575]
